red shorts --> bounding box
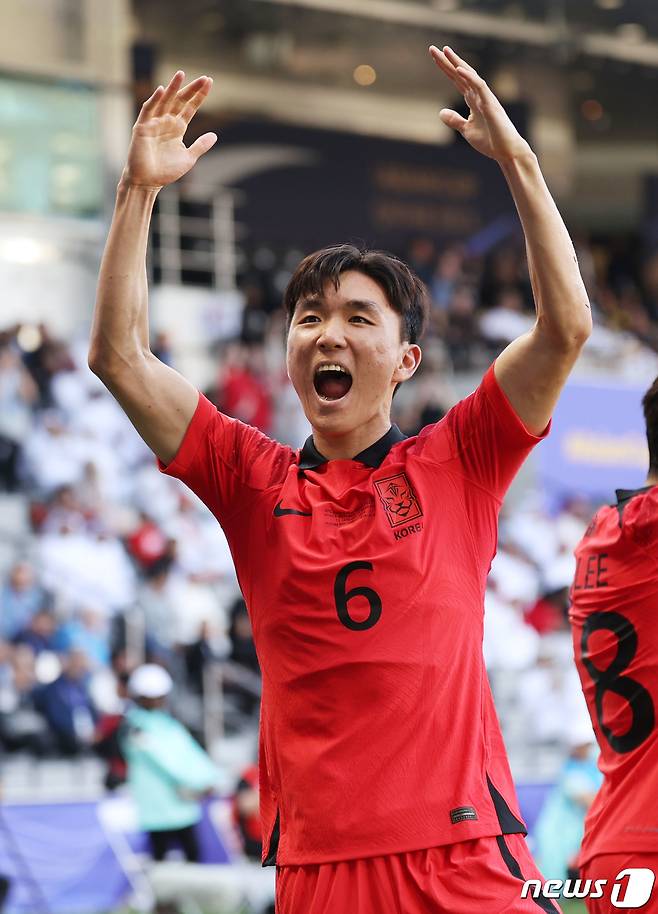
[580,853,658,914]
[275,834,562,914]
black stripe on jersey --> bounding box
[263,809,280,867]
[495,835,560,914]
[614,485,655,526]
[486,774,526,835]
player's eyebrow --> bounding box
[296,297,382,314]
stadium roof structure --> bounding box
[133,0,658,147]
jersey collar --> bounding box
[615,485,655,504]
[298,425,407,470]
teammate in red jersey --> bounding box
[89,45,591,912]
[570,381,658,914]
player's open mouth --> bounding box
[313,364,353,401]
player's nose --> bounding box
[316,317,347,350]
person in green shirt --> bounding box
[122,663,219,861]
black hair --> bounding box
[642,376,658,474]
[283,243,429,344]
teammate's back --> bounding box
[570,485,658,865]
[571,378,658,912]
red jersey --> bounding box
[570,485,658,865]
[159,365,547,866]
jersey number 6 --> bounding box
[581,611,655,754]
[334,561,382,631]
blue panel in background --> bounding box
[0,802,131,914]
[536,380,648,505]
[0,800,232,914]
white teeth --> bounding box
[317,364,348,374]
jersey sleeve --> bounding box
[157,393,294,527]
[418,363,550,503]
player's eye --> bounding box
[298,314,320,324]
[349,315,372,324]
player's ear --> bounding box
[394,343,422,384]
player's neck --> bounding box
[312,415,393,461]
[645,471,658,487]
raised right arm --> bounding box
[88,72,218,465]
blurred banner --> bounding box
[0,799,231,914]
[194,117,521,252]
[536,380,648,504]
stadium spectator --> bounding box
[0,643,50,754]
[232,762,262,861]
[429,243,465,311]
[405,236,436,287]
[0,343,38,491]
[38,484,88,535]
[479,285,535,351]
[125,511,168,570]
[37,520,136,614]
[0,561,47,640]
[216,342,272,433]
[227,598,259,677]
[184,619,229,696]
[442,282,485,371]
[479,244,532,311]
[13,609,58,655]
[95,671,130,790]
[533,715,602,882]
[53,607,110,668]
[136,556,185,658]
[121,663,219,862]
[33,646,97,755]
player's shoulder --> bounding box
[583,485,658,550]
[205,402,296,484]
[616,484,658,546]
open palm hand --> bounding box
[124,71,217,188]
[429,46,532,163]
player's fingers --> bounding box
[456,66,499,112]
[429,45,469,93]
[153,70,185,115]
[444,47,490,94]
[439,108,468,134]
[188,131,218,161]
[443,46,478,76]
[135,85,165,123]
[179,78,213,124]
[171,75,212,115]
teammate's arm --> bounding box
[430,46,592,434]
[88,72,218,464]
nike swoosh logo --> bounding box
[273,500,312,518]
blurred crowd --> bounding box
[234,232,658,383]
[1,231,655,872]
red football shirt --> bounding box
[570,485,658,866]
[159,364,547,865]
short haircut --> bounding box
[643,376,658,474]
[283,244,429,343]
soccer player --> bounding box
[570,383,658,914]
[90,46,591,912]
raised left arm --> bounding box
[430,45,592,433]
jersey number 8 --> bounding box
[581,611,655,754]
